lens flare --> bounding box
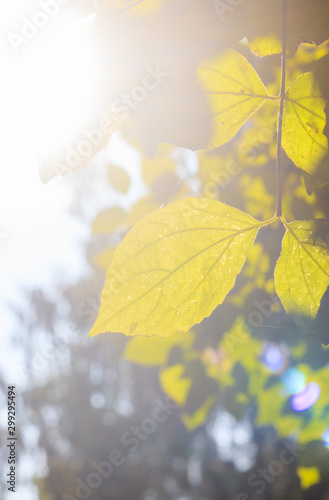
[290,382,321,412]
[260,343,285,373]
[282,368,306,395]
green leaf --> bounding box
[198,49,269,149]
[282,72,328,175]
[123,330,194,366]
[89,198,262,338]
[275,219,329,319]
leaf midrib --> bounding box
[106,223,263,321]
[282,219,329,279]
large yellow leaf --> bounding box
[198,49,269,149]
[89,198,263,338]
[282,72,328,175]
[275,219,329,319]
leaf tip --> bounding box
[88,316,105,338]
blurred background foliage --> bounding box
[1,1,329,499]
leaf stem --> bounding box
[276,0,287,218]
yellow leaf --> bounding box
[182,395,216,431]
[297,467,320,490]
[282,72,328,176]
[160,364,192,406]
[249,35,282,57]
[108,164,130,193]
[89,198,263,338]
[275,219,329,319]
[247,1,329,56]
[255,385,289,428]
[198,49,269,149]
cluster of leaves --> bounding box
[85,124,329,470]
[43,0,329,481]
[81,3,329,342]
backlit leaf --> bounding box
[198,49,269,149]
[249,34,282,57]
[282,72,328,176]
[247,0,329,56]
[89,198,262,338]
[275,219,329,319]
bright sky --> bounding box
[0,0,145,381]
[0,1,98,341]
[0,4,171,498]
[0,4,103,498]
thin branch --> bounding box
[276,0,287,217]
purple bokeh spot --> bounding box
[290,382,321,412]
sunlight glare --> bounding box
[33,12,100,161]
